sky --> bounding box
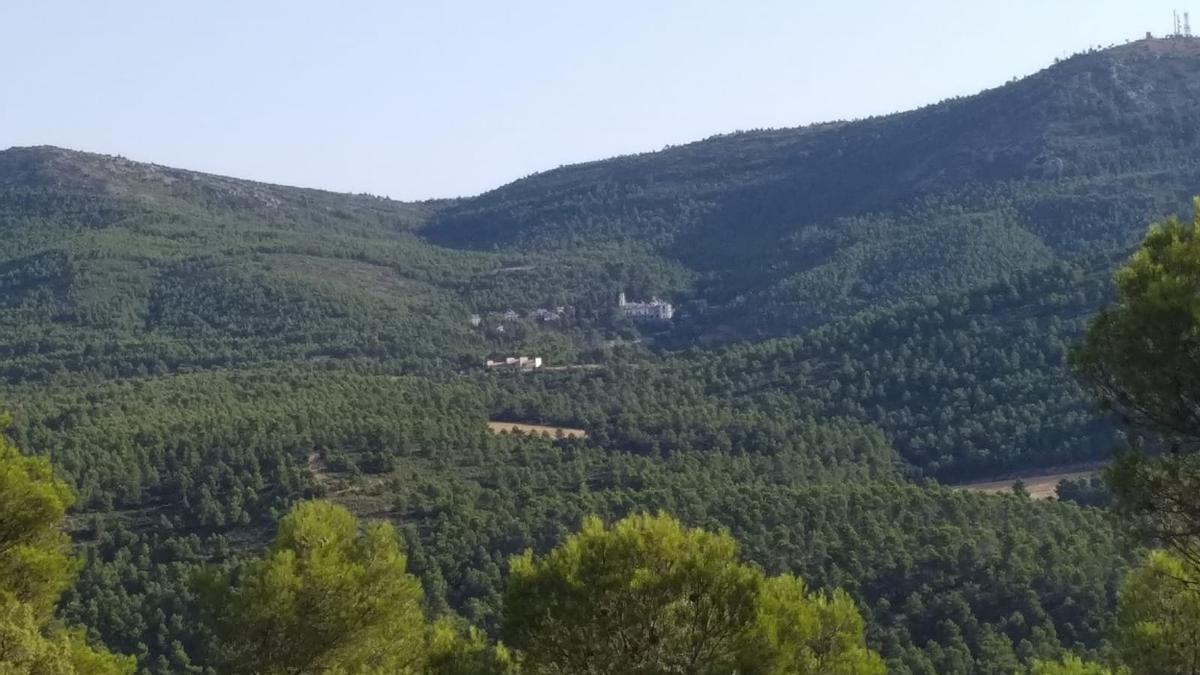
[2,1,1194,200]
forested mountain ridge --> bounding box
[427,37,1200,335]
[0,145,691,382]
[430,37,1200,250]
[9,39,1200,347]
[0,144,442,230]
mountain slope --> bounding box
[0,147,482,379]
[427,37,1200,334]
[0,144,441,231]
[0,147,699,381]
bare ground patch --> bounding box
[487,421,587,439]
[954,463,1104,500]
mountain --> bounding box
[0,146,691,381]
[6,40,1197,477]
[0,144,440,227]
[427,37,1200,335]
[6,40,1199,478]
[10,40,1200,355]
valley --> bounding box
[4,36,1200,674]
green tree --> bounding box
[1073,200,1200,567]
[754,574,886,674]
[0,601,133,675]
[1073,198,1200,445]
[1069,201,1200,675]
[0,417,134,674]
[1030,654,1118,674]
[1115,551,1200,675]
[426,618,519,675]
[198,500,428,674]
[0,425,76,619]
[501,512,883,674]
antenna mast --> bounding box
[1172,10,1193,37]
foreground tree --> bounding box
[0,418,134,674]
[501,512,883,674]
[427,618,519,675]
[1115,551,1200,675]
[1073,200,1200,674]
[198,501,428,674]
[1030,654,1119,675]
[1073,200,1200,567]
[755,574,886,674]
[1074,199,1200,444]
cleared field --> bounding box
[487,421,588,439]
[955,466,1102,499]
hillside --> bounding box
[427,37,1200,335]
[0,145,440,229]
[0,146,696,381]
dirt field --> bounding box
[955,467,1102,499]
[487,421,588,439]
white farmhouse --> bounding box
[617,292,674,321]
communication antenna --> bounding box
[1186,11,1193,37]
[1175,10,1181,36]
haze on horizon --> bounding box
[3,0,1194,200]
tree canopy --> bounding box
[501,513,884,675]
[0,418,133,674]
[1115,551,1200,675]
[1031,654,1120,675]
[1074,198,1200,445]
[1071,198,1200,674]
[197,501,428,674]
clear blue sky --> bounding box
[2,1,1192,200]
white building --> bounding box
[485,356,543,370]
[617,292,674,321]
